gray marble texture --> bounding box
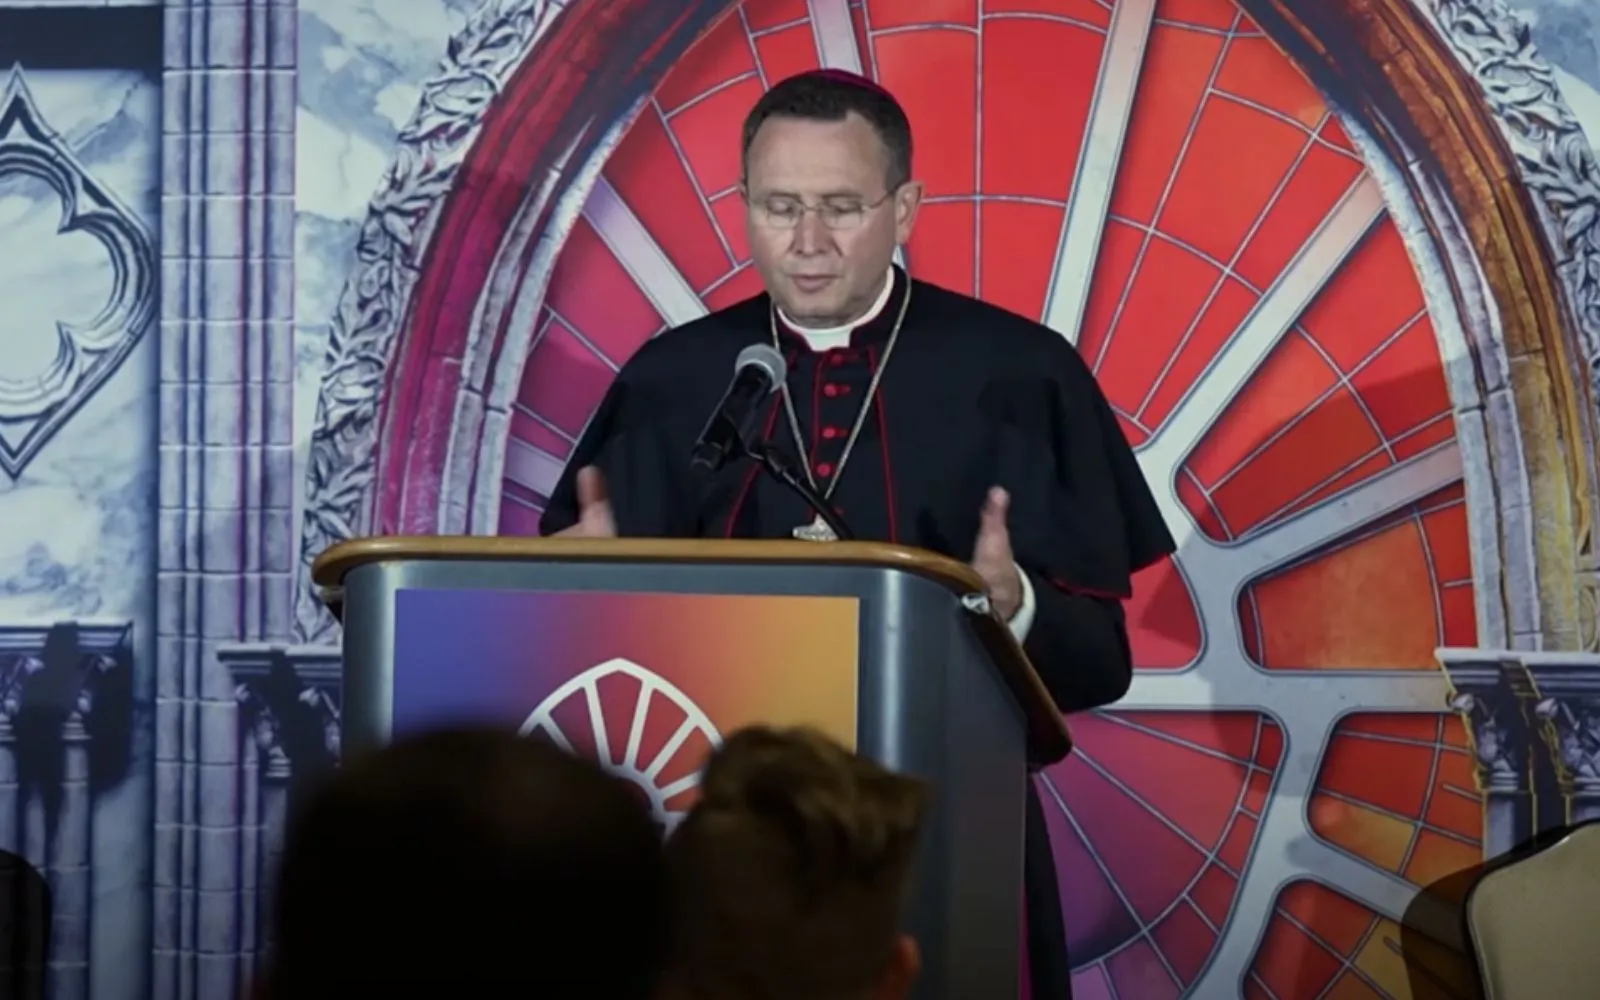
[292,0,482,549]
[0,66,159,1000]
[1514,0,1600,93]
[0,70,159,622]
[1509,0,1600,149]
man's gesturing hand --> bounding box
[553,466,617,538]
[972,486,1023,620]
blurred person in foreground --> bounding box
[661,726,928,1000]
[543,68,1174,996]
[0,851,49,1000]
[259,725,666,999]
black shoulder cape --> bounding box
[541,268,1173,600]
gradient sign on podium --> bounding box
[390,588,860,824]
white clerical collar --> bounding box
[778,267,896,352]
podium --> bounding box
[313,536,1071,999]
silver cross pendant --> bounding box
[791,514,839,542]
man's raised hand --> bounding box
[971,486,1023,620]
[553,466,617,538]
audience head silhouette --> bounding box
[0,850,49,1000]
[262,725,665,999]
[663,725,928,1000]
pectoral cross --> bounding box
[792,514,839,542]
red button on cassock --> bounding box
[816,462,834,477]
[821,426,841,439]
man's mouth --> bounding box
[791,275,836,293]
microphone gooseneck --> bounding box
[745,443,854,541]
[687,344,857,541]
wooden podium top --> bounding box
[313,535,1071,763]
[313,535,989,592]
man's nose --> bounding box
[791,212,830,254]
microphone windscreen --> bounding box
[735,343,787,390]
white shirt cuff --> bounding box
[1007,562,1037,642]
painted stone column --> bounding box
[0,642,34,866]
[156,1,297,998]
[1524,653,1600,824]
[215,645,340,983]
[0,624,132,1000]
[1440,649,1539,855]
[54,649,115,1000]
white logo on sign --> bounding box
[519,658,722,831]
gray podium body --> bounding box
[316,537,1071,1000]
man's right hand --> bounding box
[552,466,617,537]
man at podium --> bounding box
[541,69,1174,998]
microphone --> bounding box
[689,344,787,472]
[687,344,856,540]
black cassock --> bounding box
[541,266,1174,997]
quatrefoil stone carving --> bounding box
[0,65,156,479]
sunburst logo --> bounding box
[519,658,722,831]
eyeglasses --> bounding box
[745,189,895,231]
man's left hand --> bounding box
[973,486,1023,620]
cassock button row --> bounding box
[824,383,850,396]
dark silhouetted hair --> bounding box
[264,725,666,1000]
[664,726,928,1000]
[0,851,49,1000]
[741,70,913,189]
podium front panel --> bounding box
[400,587,858,827]
[340,556,1027,1000]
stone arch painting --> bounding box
[237,0,1600,996]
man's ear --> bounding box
[875,934,921,1000]
[893,182,923,245]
